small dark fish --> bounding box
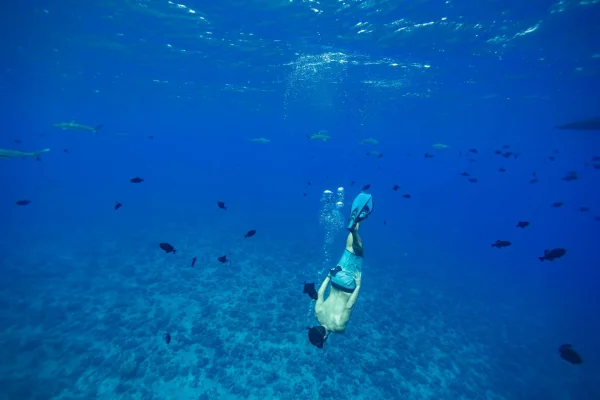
[402,193,411,199]
[191,257,197,267]
[218,255,228,263]
[502,145,510,149]
[114,201,122,210]
[461,172,470,177]
[491,240,511,248]
[217,201,227,210]
[559,344,582,364]
[164,333,171,344]
[513,153,521,159]
[494,150,502,155]
[130,177,144,183]
[148,135,154,139]
[468,177,478,183]
[595,216,600,222]
[63,149,69,153]
[16,200,31,206]
[13,139,22,144]
[468,148,478,154]
[502,152,513,158]
[350,180,356,186]
[392,184,399,191]
[548,156,555,161]
[468,158,477,163]
[307,181,312,186]
[561,174,577,182]
[592,163,600,169]
[303,193,307,196]
[539,248,566,262]
[303,282,318,301]
[580,206,590,212]
[592,156,600,162]
[378,153,383,158]
[498,167,506,172]
[424,153,434,158]
[551,201,564,208]
[529,178,538,184]
[362,184,371,191]
[383,220,386,225]
[516,221,530,229]
[159,242,177,254]
[244,230,256,238]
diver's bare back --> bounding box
[315,286,353,333]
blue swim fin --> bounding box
[347,193,373,230]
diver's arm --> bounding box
[345,272,361,309]
[317,276,331,303]
[345,284,361,309]
[340,284,361,322]
[315,276,330,310]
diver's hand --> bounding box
[329,265,342,278]
[354,272,362,287]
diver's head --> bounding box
[307,326,329,349]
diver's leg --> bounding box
[338,227,364,312]
[345,222,363,256]
[331,223,363,291]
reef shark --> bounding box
[366,150,383,158]
[307,131,331,142]
[359,137,379,145]
[248,138,270,143]
[0,148,50,159]
[556,117,600,131]
[53,121,103,134]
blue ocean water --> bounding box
[1,0,600,399]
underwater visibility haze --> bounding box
[1,0,600,399]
